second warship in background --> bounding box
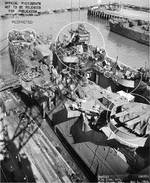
[109,18,150,46]
[8,29,58,109]
[5,28,150,179]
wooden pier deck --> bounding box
[0,90,86,182]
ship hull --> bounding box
[109,21,150,46]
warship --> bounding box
[8,29,58,116]
[53,23,150,104]
[7,28,150,180]
[109,18,150,46]
[52,24,150,177]
[1,30,86,182]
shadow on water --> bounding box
[1,140,36,182]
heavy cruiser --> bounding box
[51,24,150,176]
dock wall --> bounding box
[87,8,128,20]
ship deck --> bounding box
[50,82,144,176]
[10,43,54,93]
[64,81,129,117]
[52,101,130,177]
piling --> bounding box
[87,6,147,21]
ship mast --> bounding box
[78,0,80,20]
[70,0,73,30]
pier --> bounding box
[0,88,87,182]
[87,7,150,21]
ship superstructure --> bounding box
[54,23,150,103]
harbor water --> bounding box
[0,0,149,75]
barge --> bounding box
[109,18,150,46]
